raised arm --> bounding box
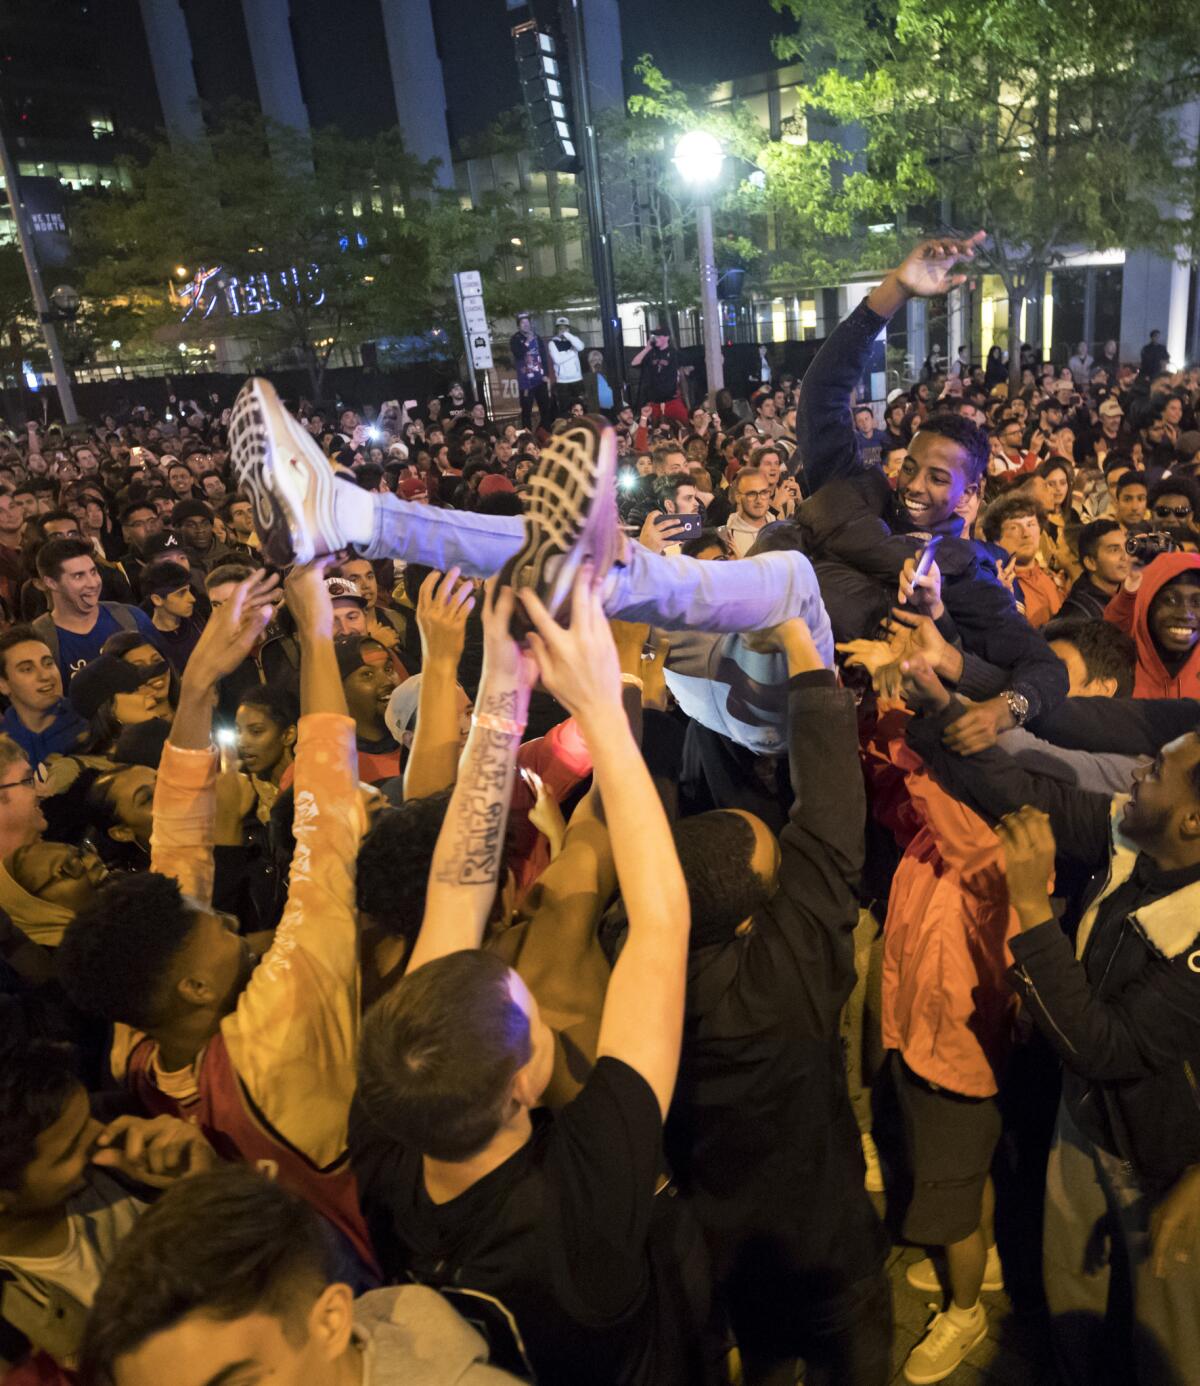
[151,570,279,903]
[520,575,689,1119]
[800,233,985,494]
[221,561,368,1167]
[403,567,475,801]
[407,583,535,973]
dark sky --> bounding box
[434,0,788,146]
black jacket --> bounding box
[792,300,1067,719]
[1029,696,1200,758]
[665,673,887,1310]
[908,702,1200,1187]
[1058,572,1114,622]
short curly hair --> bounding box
[914,413,991,486]
[0,1041,82,1192]
[355,792,452,945]
[55,873,197,1030]
[981,493,1044,544]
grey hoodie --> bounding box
[356,1286,524,1385]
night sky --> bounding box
[435,0,789,145]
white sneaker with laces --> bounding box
[903,1304,988,1384]
[228,377,349,565]
[906,1243,1004,1295]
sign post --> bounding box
[453,270,493,406]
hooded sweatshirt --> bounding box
[355,1285,523,1384]
[0,861,75,947]
[1104,552,1200,699]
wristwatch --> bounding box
[1004,690,1031,727]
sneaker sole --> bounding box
[903,1320,988,1384]
[497,416,619,631]
[229,378,339,566]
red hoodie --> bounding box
[1104,551,1200,699]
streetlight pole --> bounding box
[674,131,725,401]
[0,118,79,424]
[559,0,625,404]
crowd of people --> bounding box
[0,232,1197,1386]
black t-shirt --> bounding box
[641,346,679,403]
[350,1057,713,1386]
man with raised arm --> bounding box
[56,565,374,1273]
[351,573,715,1386]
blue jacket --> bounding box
[1,700,87,766]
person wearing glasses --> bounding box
[0,626,88,766]
[724,468,775,557]
[0,735,46,865]
[1148,477,1200,535]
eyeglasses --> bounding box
[0,773,35,793]
[1154,504,1192,519]
[740,488,771,500]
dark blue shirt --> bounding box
[1,701,87,765]
[50,605,160,686]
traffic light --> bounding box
[512,22,578,173]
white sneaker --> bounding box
[906,1243,1004,1295]
[228,377,348,565]
[861,1131,885,1193]
[903,1305,988,1384]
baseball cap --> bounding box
[478,474,515,498]
[554,315,570,326]
[886,388,906,406]
[1098,398,1123,417]
[141,560,192,599]
[69,654,168,720]
[142,532,183,559]
[385,674,423,741]
[326,575,366,607]
[333,634,388,683]
[398,477,428,501]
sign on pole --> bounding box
[453,270,494,375]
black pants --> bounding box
[736,1268,892,1386]
[519,380,554,430]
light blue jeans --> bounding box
[360,491,833,649]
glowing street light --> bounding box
[674,132,725,395]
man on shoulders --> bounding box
[32,537,159,686]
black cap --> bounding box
[170,499,214,527]
[69,654,164,720]
[334,634,388,682]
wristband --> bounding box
[620,673,645,691]
[472,711,526,737]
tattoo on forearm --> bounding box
[435,690,520,887]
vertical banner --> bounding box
[20,177,71,269]
[453,270,494,372]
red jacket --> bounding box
[867,713,1020,1097]
[1104,552,1200,699]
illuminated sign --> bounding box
[175,264,325,322]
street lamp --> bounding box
[674,131,725,397]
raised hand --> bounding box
[283,555,339,640]
[894,232,987,299]
[185,568,280,688]
[996,805,1057,927]
[518,568,622,722]
[416,567,475,665]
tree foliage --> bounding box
[772,0,1200,378]
[73,109,583,394]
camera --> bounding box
[1125,530,1177,563]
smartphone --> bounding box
[655,513,704,538]
[912,535,942,580]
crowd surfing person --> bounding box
[0,241,1197,1386]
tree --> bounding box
[772,0,1200,385]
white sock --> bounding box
[946,1300,983,1327]
[332,479,374,547]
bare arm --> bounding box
[521,579,689,1119]
[407,584,535,973]
[403,568,475,801]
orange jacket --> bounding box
[1104,552,1200,699]
[869,713,1020,1097]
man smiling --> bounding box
[1103,553,1200,699]
[796,234,1068,744]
